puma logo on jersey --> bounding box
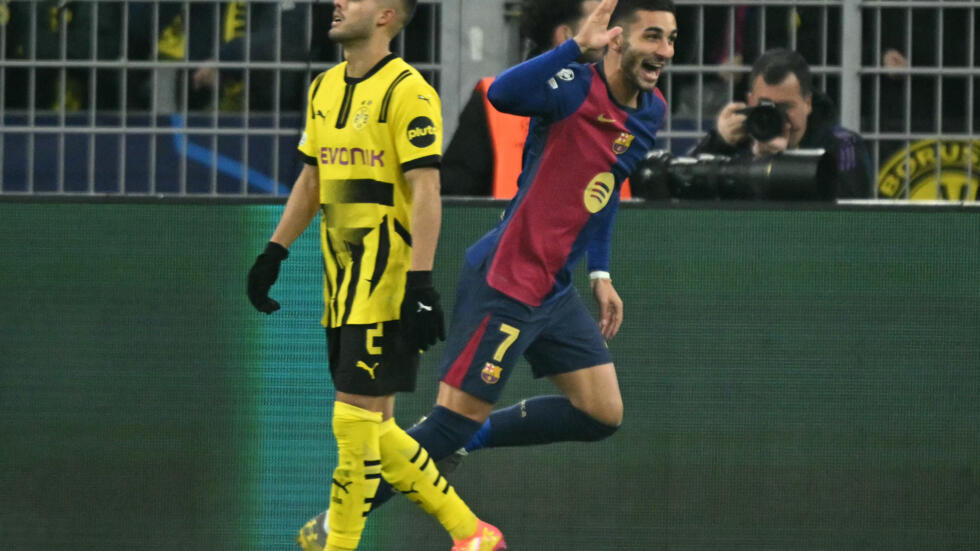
[356,360,379,379]
[332,478,353,494]
[416,302,433,313]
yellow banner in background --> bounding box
[878,139,980,201]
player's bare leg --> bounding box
[435,382,495,423]
[547,362,623,427]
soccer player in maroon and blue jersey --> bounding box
[416,0,675,471]
[437,0,675,437]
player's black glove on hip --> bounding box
[400,270,445,351]
[247,242,289,314]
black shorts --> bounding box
[327,320,419,396]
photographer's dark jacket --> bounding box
[688,92,873,199]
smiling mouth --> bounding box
[640,60,664,80]
[332,12,343,26]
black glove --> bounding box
[247,242,289,314]
[400,271,445,351]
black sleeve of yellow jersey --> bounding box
[298,150,318,166]
[402,154,441,173]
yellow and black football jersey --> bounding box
[297,54,443,328]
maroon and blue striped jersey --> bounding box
[463,39,667,306]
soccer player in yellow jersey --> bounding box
[246,1,505,550]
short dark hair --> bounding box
[391,0,417,30]
[402,0,418,25]
[520,0,590,57]
[749,48,813,98]
[609,0,676,28]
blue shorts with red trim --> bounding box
[438,260,612,404]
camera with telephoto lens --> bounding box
[629,148,833,200]
[737,99,788,142]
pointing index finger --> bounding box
[596,0,619,15]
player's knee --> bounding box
[573,403,621,441]
[579,395,623,428]
[580,412,620,441]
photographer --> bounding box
[689,48,872,199]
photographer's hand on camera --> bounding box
[716,102,748,146]
[751,134,789,158]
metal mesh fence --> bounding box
[662,1,854,157]
[1,0,977,199]
[858,0,978,200]
[662,0,977,201]
[0,0,442,196]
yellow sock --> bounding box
[325,402,383,551]
[378,418,479,541]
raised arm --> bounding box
[487,0,623,117]
[486,39,584,117]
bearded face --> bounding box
[616,10,677,93]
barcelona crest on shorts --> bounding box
[613,132,634,155]
[481,362,502,384]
